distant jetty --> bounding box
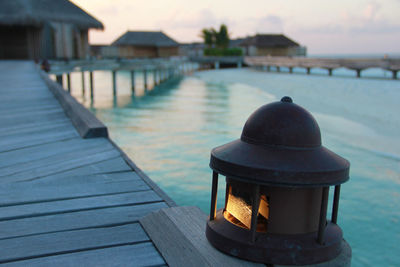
[245,56,400,79]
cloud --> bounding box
[255,15,284,33]
[155,9,218,29]
[363,1,381,20]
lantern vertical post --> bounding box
[318,186,330,244]
[332,185,341,224]
[224,183,230,211]
[210,171,218,220]
[250,185,260,243]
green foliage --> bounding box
[204,47,243,56]
[216,24,229,49]
[200,23,230,49]
[200,28,214,47]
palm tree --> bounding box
[216,24,229,49]
[200,28,214,47]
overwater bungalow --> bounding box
[0,0,103,60]
[240,34,306,57]
[111,31,180,58]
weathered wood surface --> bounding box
[0,61,170,265]
[140,206,264,267]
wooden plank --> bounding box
[2,242,166,267]
[0,119,73,138]
[0,137,109,169]
[0,223,149,264]
[35,156,132,179]
[0,202,167,239]
[0,150,121,183]
[0,108,64,121]
[0,190,162,221]
[0,110,66,127]
[0,102,60,114]
[0,120,76,141]
[0,172,150,206]
[0,118,71,137]
[0,129,79,153]
[140,206,264,267]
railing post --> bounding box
[130,70,135,94]
[144,69,148,92]
[89,71,94,100]
[67,73,71,93]
[112,70,117,96]
[81,71,85,96]
[56,74,63,86]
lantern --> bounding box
[206,96,350,265]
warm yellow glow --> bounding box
[259,196,269,219]
[225,193,269,230]
[226,194,252,229]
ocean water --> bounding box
[65,67,399,266]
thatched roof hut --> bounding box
[240,34,305,56]
[0,0,103,59]
[241,34,299,48]
[111,31,179,58]
[113,31,179,47]
[0,0,103,29]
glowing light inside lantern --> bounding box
[225,193,269,230]
[226,193,252,229]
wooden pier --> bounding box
[0,61,173,265]
[48,58,197,99]
[245,56,400,79]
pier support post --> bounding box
[56,75,63,86]
[56,74,63,86]
[130,70,135,94]
[144,69,148,92]
[307,68,311,75]
[67,73,71,93]
[112,70,117,96]
[81,72,85,96]
[154,70,158,86]
[89,71,94,100]
[289,67,293,73]
[215,62,220,69]
[392,70,398,80]
[356,69,361,78]
[328,69,333,76]
[276,66,280,72]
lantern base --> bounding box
[206,210,343,265]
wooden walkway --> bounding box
[0,61,169,266]
[244,56,400,79]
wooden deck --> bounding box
[0,61,170,266]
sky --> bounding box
[71,0,400,55]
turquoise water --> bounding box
[66,68,400,266]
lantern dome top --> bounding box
[210,97,350,187]
[241,96,321,148]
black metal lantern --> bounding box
[206,96,350,265]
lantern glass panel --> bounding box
[224,183,269,232]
